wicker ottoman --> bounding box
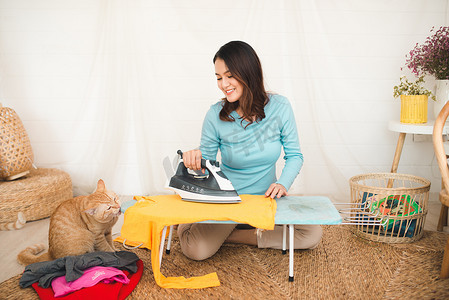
[0,168,72,224]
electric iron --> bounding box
[166,150,241,203]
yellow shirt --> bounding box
[116,194,276,289]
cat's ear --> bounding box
[95,179,106,193]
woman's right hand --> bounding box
[182,149,204,172]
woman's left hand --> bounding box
[265,183,288,199]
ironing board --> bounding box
[121,195,342,282]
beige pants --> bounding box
[177,223,323,261]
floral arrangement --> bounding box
[405,26,449,80]
[393,75,436,100]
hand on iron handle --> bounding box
[182,149,206,173]
[265,183,288,199]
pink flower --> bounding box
[406,26,449,80]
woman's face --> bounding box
[214,58,243,103]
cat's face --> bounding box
[95,191,121,223]
[84,180,121,223]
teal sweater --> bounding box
[200,94,303,195]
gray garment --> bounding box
[19,251,139,288]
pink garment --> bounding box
[51,266,130,297]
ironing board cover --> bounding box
[116,194,276,289]
[274,196,342,225]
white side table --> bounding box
[388,120,449,175]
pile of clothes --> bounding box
[20,251,143,299]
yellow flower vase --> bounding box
[400,95,428,124]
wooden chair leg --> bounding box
[440,238,449,279]
[438,204,448,231]
[444,205,449,227]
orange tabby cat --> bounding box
[17,179,121,265]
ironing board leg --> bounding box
[166,225,173,254]
[159,226,167,268]
[289,224,294,282]
[282,224,287,254]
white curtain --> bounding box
[0,0,448,202]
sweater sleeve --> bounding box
[275,99,304,191]
[199,105,220,161]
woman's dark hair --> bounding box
[213,41,268,127]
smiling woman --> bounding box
[178,40,322,262]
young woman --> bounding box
[178,41,322,260]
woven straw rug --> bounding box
[2,225,449,299]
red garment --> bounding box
[31,259,143,300]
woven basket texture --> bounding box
[0,168,72,223]
[0,105,34,180]
[349,172,430,243]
